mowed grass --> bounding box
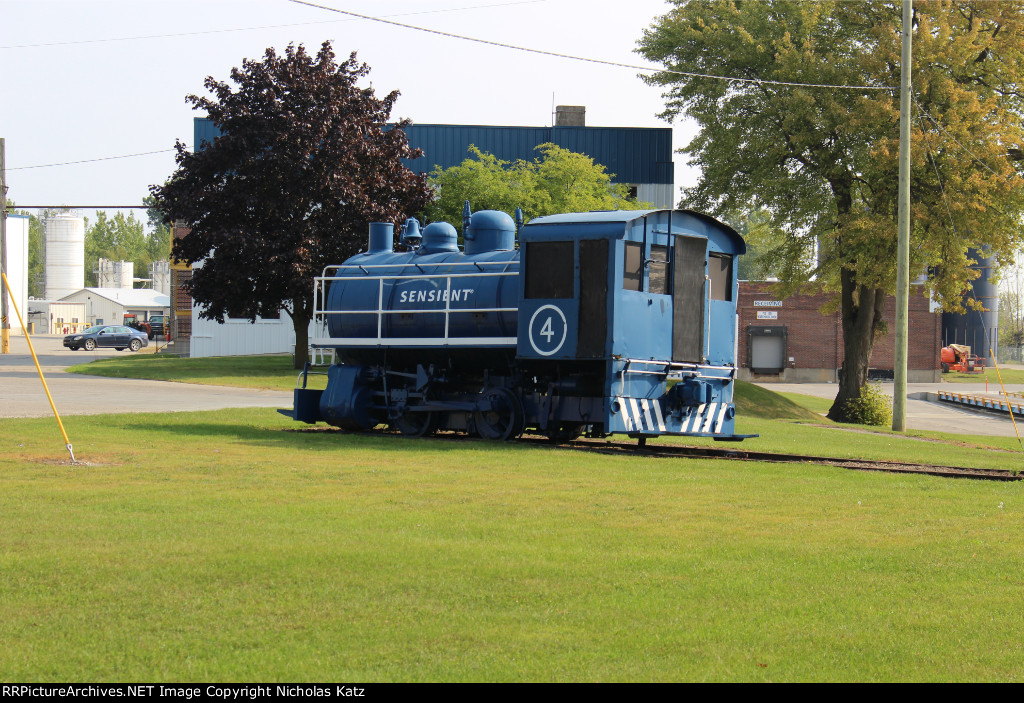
[2,407,1023,681]
[943,367,1024,384]
[66,353,317,391]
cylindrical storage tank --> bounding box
[45,213,85,300]
[942,249,999,361]
[114,260,134,289]
[2,215,30,336]
[325,249,520,346]
[149,260,171,296]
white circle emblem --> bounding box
[528,305,568,356]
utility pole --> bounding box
[1,137,9,354]
[893,0,912,431]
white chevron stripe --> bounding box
[702,403,718,433]
[640,399,655,433]
[714,404,728,434]
[628,398,643,431]
[619,397,634,431]
[652,399,667,432]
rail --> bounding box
[311,265,519,348]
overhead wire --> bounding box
[8,148,191,172]
[0,0,545,50]
[288,0,898,92]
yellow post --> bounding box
[1,271,76,463]
[990,347,1023,451]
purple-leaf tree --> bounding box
[150,42,432,368]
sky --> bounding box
[1,0,697,223]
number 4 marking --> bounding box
[540,316,554,342]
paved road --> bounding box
[0,334,291,419]
[760,380,1024,438]
[3,333,1021,438]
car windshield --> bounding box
[80,326,104,335]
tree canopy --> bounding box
[424,143,648,230]
[638,0,1024,420]
[150,42,431,367]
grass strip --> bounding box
[1,408,1023,681]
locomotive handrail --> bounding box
[313,268,519,349]
[317,271,518,281]
[321,260,516,277]
[618,358,738,379]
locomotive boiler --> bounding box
[289,205,750,441]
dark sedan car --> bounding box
[63,325,149,352]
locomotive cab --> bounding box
[516,209,746,439]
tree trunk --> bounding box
[290,293,312,370]
[828,268,887,421]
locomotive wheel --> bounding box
[474,388,525,441]
[545,423,585,443]
[393,410,437,438]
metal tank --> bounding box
[148,260,171,296]
[942,248,999,361]
[44,213,85,300]
[96,258,134,289]
[323,211,520,368]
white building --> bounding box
[190,309,309,358]
[59,287,169,328]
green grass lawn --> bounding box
[943,367,1024,384]
[66,354,318,391]
[2,406,1023,681]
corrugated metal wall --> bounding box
[194,118,673,185]
[402,124,673,185]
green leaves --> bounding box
[424,143,648,230]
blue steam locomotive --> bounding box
[289,205,749,441]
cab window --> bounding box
[525,241,574,299]
[709,253,733,301]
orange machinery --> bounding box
[941,344,985,373]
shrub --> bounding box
[842,383,893,426]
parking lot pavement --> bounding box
[0,334,291,419]
[758,380,1024,438]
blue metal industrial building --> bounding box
[193,106,675,208]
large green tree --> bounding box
[424,143,648,230]
[638,0,1024,421]
[150,42,431,367]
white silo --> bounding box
[115,260,134,289]
[2,214,30,335]
[45,213,85,299]
[148,260,170,296]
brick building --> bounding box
[738,282,942,383]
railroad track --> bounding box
[531,436,1021,482]
[290,426,1020,481]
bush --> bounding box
[842,383,893,426]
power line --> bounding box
[7,148,189,171]
[289,0,897,92]
[0,0,545,50]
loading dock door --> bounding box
[749,326,786,374]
